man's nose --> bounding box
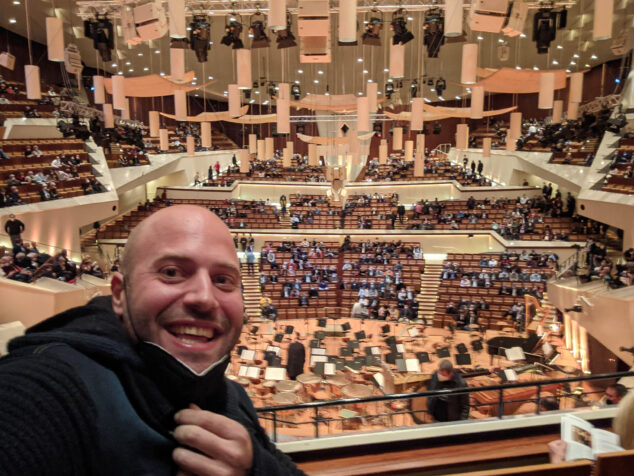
[183,271,219,313]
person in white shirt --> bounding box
[29,146,43,158]
[51,157,62,168]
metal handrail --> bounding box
[255,370,633,442]
[256,370,633,413]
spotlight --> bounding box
[435,78,446,97]
[433,122,441,134]
[250,20,270,48]
[291,84,301,100]
[427,78,434,86]
[84,15,114,62]
[362,17,382,46]
[244,89,252,99]
[385,83,394,99]
[423,9,444,58]
[276,29,296,49]
[373,123,383,138]
[252,81,259,89]
[268,83,276,98]
[189,15,211,63]
[390,14,414,45]
[296,124,305,134]
[221,21,243,49]
[410,79,418,98]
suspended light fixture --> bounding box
[103,103,114,128]
[240,148,250,173]
[593,0,613,41]
[149,110,160,137]
[168,0,187,38]
[482,137,491,158]
[276,13,297,49]
[159,128,169,151]
[538,72,555,109]
[461,43,478,84]
[393,127,403,150]
[367,82,378,113]
[268,0,287,31]
[228,84,241,117]
[248,133,257,154]
[174,89,187,121]
[362,17,382,46]
[236,48,252,89]
[552,100,563,124]
[357,96,370,131]
[389,43,405,79]
[411,97,424,131]
[470,86,484,119]
[170,44,185,82]
[46,17,64,62]
[379,139,388,164]
[250,19,270,48]
[338,0,357,44]
[569,72,584,103]
[112,75,126,110]
[391,11,414,45]
[444,0,463,38]
[93,75,105,104]
[221,20,244,49]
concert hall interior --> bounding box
[1,0,634,474]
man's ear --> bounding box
[110,271,127,319]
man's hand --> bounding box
[547,439,568,463]
[173,404,253,476]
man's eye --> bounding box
[161,267,182,278]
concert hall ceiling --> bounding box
[0,1,630,104]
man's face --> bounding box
[605,387,622,405]
[112,209,244,374]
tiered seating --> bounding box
[289,194,341,229]
[359,156,492,186]
[259,241,340,319]
[339,242,425,312]
[208,156,327,185]
[97,199,281,239]
[602,138,634,195]
[145,126,237,153]
[342,194,398,229]
[397,198,591,241]
[549,138,598,166]
[433,253,555,330]
[0,81,57,119]
[105,144,151,168]
[0,138,97,204]
[470,124,507,150]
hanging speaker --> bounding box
[338,0,357,43]
[159,128,169,150]
[470,86,484,119]
[444,0,464,37]
[228,84,241,117]
[357,96,370,131]
[411,97,424,131]
[389,43,405,79]
[103,103,114,128]
[269,0,287,31]
[277,98,290,134]
[170,47,185,82]
[186,135,195,156]
[593,0,613,41]
[569,72,584,104]
[461,43,478,84]
[538,72,555,109]
[168,0,187,38]
[248,133,257,154]
[393,127,403,150]
[0,52,16,71]
[367,82,378,113]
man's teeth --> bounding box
[170,325,215,339]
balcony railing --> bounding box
[255,370,633,443]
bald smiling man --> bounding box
[0,206,304,476]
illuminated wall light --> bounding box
[9,18,17,24]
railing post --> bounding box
[536,384,542,415]
[314,406,319,438]
[272,411,278,443]
[497,388,504,418]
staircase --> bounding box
[278,210,291,228]
[417,264,444,325]
[536,291,559,331]
[240,262,263,321]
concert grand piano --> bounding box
[486,333,542,364]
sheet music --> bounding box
[240,349,256,361]
[373,372,385,390]
[324,362,336,376]
[311,348,327,355]
[504,369,518,381]
[246,366,260,379]
[371,346,381,355]
[310,355,328,365]
[266,345,281,355]
[408,327,419,337]
[264,367,286,381]
[505,346,526,361]
[396,344,405,353]
[405,359,420,372]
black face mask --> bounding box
[137,341,230,413]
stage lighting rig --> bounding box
[84,15,114,62]
[250,20,270,48]
[362,17,382,46]
[532,7,567,54]
[390,11,414,45]
[221,20,244,49]
[189,15,211,63]
[423,9,444,58]
[291,84,301,100]
[435,78,446,97]
[276,14,296,49]
[385,83,394,99]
